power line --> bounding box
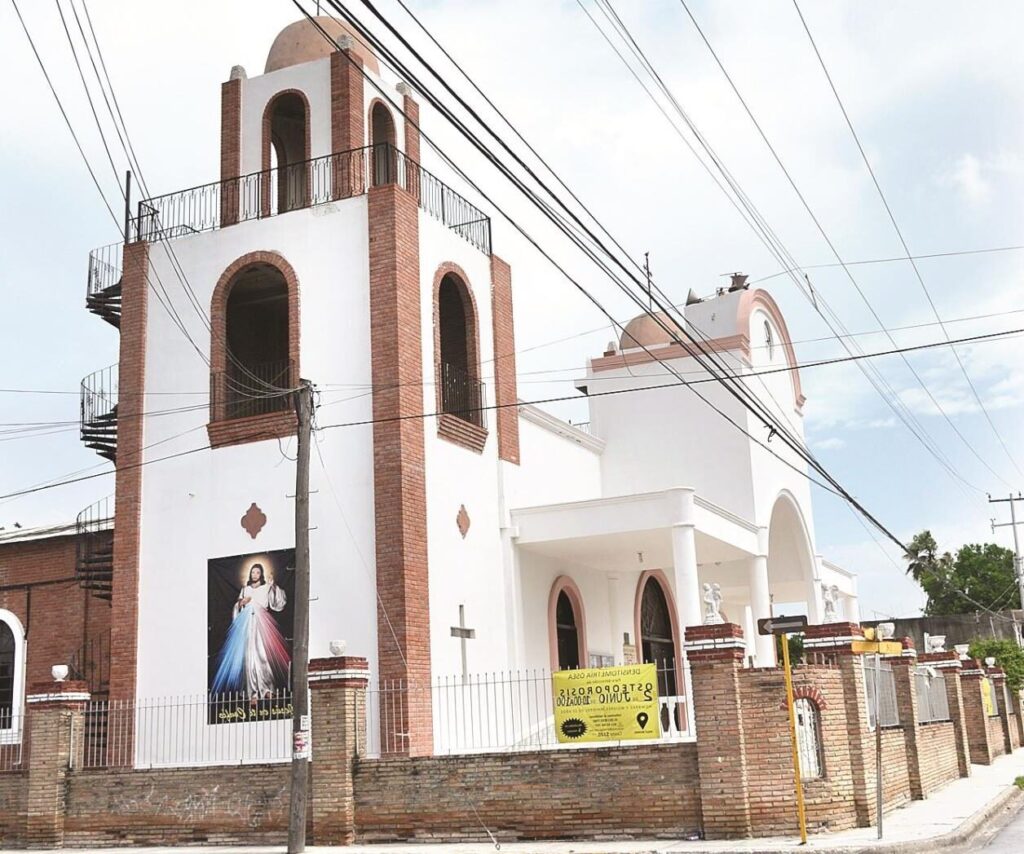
[789,0,1024,482]
[675,0,1011,489]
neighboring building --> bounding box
[863,611,1024,653]
[0,524,111,738]
[24,16,856,757]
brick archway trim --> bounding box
[207,251,300,448]
[432,261,487,453]
[548,576,588,672]
[780,684,828,710]
[633,569,688,731]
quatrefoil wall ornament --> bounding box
[241,503,267,539]
[456,505,471,539]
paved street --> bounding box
[978,795,1024,852]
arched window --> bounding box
[0,610,25,738]
[217,262,293,421]
[640,577,677,697]
[264,92,309,214]
[436,270,482,428]
[548,577,586,672]
[764,319,775,360]
[370,101,397,186]
[795,698,824,779]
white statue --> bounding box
[702,582,724,625]
[925,635,946,654]
[821,583,840,623]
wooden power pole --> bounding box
[288,379,314,853]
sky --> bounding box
[1,0,1023,620]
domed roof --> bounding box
[265,16,380,75]
[619,310,686,350]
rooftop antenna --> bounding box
[643,252,653,310]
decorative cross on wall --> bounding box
[450,604,476,682]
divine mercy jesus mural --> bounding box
[207,548,296,722]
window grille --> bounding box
[794,697,824,779]
[915,669,950,723]
[864,658,899,729]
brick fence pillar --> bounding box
[309,655,369,845]
[684,623,751,839]
[919,652,970,777]
[988,668,1014,754]
[959,661,993,765]
[23,680,89,849]
[1015,691,1024,747]
[888,642,923,798]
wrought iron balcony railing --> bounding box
[134,143,491,254]
[86,242,123,328]
[439,361,486,429]
[75,496,115,601]
[210,358,295,423]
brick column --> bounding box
[309,656,369,845]
[959,660,993,765]
[989,668,1014,754]
[331,49,365,199]
[24,680,89,848]
[919,652,970,777]
[220,75,242,226]
[888,645,923,798]
[1015,691,1024,747]
[803,622,874,827]
[685,623,751,839]
[490,255,520,465]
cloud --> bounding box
[814,437,846,450]
[942,153,991,204]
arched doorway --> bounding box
[370,101,397,185]
[436,271,482,427]
[264,91,309,213]
[548,577,586,672]
[635,572,686,734]
[767,492,819,622]
[218,263,293,420]
[0,610,25,737]
[0,621,14,730]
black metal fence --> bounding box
[211,358,295,422]
[439,361,486,428]
[915,668,951,723]
[87,242,122,299]
[134,143,491,254]
[80,364,118,427]
[865,658,900,728]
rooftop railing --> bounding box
[133,143,491,254]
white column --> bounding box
[845,593,861,624]
[806,557,824,624]
[607,574,623,664]
[748,553,775,666]
[667,488,700,735]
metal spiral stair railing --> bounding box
[85,242,123,328]
[80,364,119,463]
[75,496,115,601]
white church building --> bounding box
[74,17,857,758]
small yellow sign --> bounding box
[552,663,661,743]
[851,640,904,656]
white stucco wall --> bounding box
[135,198,377,716]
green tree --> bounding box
[968,638,1024,692]
[904,530,1018,616]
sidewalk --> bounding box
[4,750,1022,854]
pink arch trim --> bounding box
[737,288,806,411]
[547,576,588,672]
[633,569,688,731]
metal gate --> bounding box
[795,698,824,779]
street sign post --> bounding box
[758,614,809,844]
[758,615,809,636]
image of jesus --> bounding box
[211,562,290,699]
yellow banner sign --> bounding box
[851,640,904,656]
[552,663,661,743]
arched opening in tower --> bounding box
[437,272,481,426]
[370,101,397,186]
[268,93,308,213]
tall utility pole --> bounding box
[288,379,314,854]
[989,493,1024,617]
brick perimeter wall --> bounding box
[880,728,912,810]
[353,742,701,843]
[62,766,290,847]
[0,773,26,844]
[988,715,1007,758]
[916,721,960,796]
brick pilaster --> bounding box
[960,661,994,765]
[919,652,971,777]
[490,255,519,465]
[803,622,874,826]
[331,50,365,200]
[309,656,369,845]
[367,183,432,756]
[888,657,922,798]
[108,241,149,705]
[989,669,1014,754]
[220,77,242,226]
[23,681,89,848]
[685,623,751,839]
